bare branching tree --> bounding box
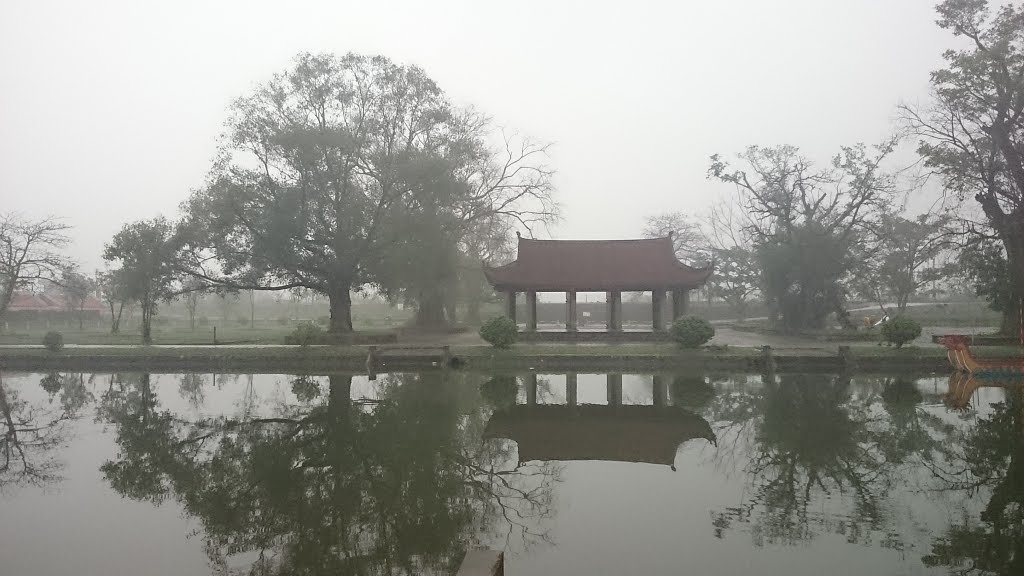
[0,212,72,320]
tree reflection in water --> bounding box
[99,371,558,575]
[923,384,1024,576]
[0,371,89,491]
[707,374,949,549]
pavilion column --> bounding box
[652,375,668,406]
[566,373,578,407]
[652,290,666,331]
[565,291,577,332]
[525,291,538,332]
[525,373,538,406]
[606,290,622,332]
[671,288,690,320]
[607,374,623,406]
[505,290,517,325]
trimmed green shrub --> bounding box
[42,330,64,352]
[669,316,715,348]
[237,315,250,326]
[285,322,328,346]
[881,317,922,348]
[276,316,290,325]
[198,316,210,326]
[316,315,330,326]
[479,316,517,348]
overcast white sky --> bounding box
[1,0,956,270]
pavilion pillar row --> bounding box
[565,291,577,332]
[566,373,578,407]
[652,290,666,331]
[671,288,690,320]
[606,290,622,332]
[525,373,538,406]
[525,291,538,332]
[652,375,668,406]
[505,290,517,325]
[607,373,623,406]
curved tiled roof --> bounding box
[483,236,712,291]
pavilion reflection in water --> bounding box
[484,374,716,469]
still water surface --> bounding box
[0,370,1020,575]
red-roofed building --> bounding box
[484,235,712,334]
[3,290,104,323]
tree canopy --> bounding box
[904,0,1024,335]
[102,217,180,344]
[178,53,555,333]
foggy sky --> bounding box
[0,0,955,270]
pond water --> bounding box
[0,370,1020,575]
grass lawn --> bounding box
[0,322,399,346]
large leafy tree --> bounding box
[903,0,1024,335]
[103,217,180,344]
[179,53,554,333]
[709,143,897,331]
[0,212,71,321]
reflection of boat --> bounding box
[483,404,716,469]
[945,371,1024,410]
[940,335,1024,376]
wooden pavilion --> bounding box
[483,235,713,333]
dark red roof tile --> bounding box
[483,236,712,291]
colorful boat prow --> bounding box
[938,335,1024,377]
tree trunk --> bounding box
[328,287,353,333]
[998,224,1024,339]
[111,302,123,334]
[466,297,481,325]
[0,281,14,321]
[1000,246,1024,340]
[414,290,449,329]
[141,299,153,345]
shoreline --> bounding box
[0,344,959,374]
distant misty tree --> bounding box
[103,217,180,344]
[97,267,131,334]
[375,128,556,328]
[709,142,898,332]
[853,211,957,314]
[59,269,94,330]
[0,212,71,321]
[458,217,518,325]
[178,53,554,333]
[181,278,204,331]
[960,236,1014,317]
[703,200,761,319]
[902,0,1024,336]
[642,211,707,263]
